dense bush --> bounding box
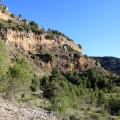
[0,40,8,79]
[10,57,33,79]
[65,69,116,93]
[41,68,70,112]
[30,74,40,92]
[108,97,120,115]
[37,53,55,62]
[0,40,9,92]
[78,44,82,49]
[10,14,15,18]
[0,50,41,98]
[46,28,73,41]
[45,34,54,40]
[40,67,118,113]
[0,22,7,28]
[8,19,14,23]
[5,58,33,95]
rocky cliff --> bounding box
[0,3,82,54]
[0,28,82,53]
[0,6,103,74]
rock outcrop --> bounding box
[0,28,82,54]
[0,3,102,75]
[0,4,82,54]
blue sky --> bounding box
[2,0,120,58]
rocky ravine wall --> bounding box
[0,28,82,53]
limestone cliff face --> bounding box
[0,10,103,76]
[0,28,82,53]
[0,6,102,75]
[0,5,98,74]
[0,4,82,54]
[0,12,11,21]
[0,4,11,21]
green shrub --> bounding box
[49,54,55,61]
[45,34,54,40]
[68,45,75,52]
[69,115,79,120]
[30,75,39,92]
[78,44,82,49]
[84,54,88,58]
[0,22,7,28]
[90,114,99,120]
[39,53,55,62]
[2,9,6,13]
[0,40,8,78]
[8,19,14,23]
[31,54,37,59]
[81,107,85,111]
[17,25,24,31]
[117,110,120,116]
[51,97,69,112]
[97,90,107,105]
[18,96,34,102]
[46,28,73,41]
[66,63,71,68]
[108,97,120,115]
[6,57,36,98]
[10,14,15,18]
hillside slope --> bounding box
[93,57,120,75]
[0,3,120,120]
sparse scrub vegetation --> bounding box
[46,28,73,41]
[0,19,45,35]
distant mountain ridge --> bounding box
[93,56,120,75]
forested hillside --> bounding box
[93,57,120,75]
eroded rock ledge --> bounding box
[0,28,82,54]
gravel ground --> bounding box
[0,98,57,120]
